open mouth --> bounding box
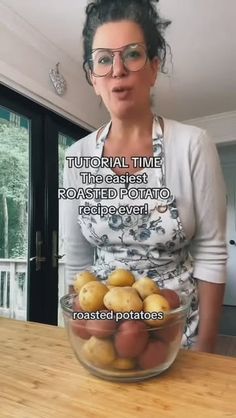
[112,87,131,93]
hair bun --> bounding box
[89,0,160,7]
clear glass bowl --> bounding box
[60,292,191,382]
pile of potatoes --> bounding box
[69,269,183,371]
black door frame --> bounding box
[0,83,89,324]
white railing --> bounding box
[0,258,66,326]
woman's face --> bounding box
[90,20,159,119]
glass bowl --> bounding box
[60,292,191,382]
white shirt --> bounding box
[61,117,228,286]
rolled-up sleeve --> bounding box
[190,131,228,283]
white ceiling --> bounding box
[1,0,236,121]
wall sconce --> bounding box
[49,62,67,96]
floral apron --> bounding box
[77,115,199,349]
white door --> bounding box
[218,145,236,306]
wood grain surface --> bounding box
[1,317,236,418]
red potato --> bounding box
[138,340,168,370]
[86,311,117,338]
[114,320,149,358]
[159,289,181,309]
[71,296,90,339]
[70,318,91,340]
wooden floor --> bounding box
[214,335,236,357]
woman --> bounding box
[63,0,227,352]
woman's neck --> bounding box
[108,109,154,145]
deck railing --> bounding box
[0,258,66,325]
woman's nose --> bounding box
[112,53,127,77]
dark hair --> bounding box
[82,0,172,85]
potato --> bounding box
[112,358,136,370]
[114,320,149,358]
[86,311,117,338]
[70,318,91,340]
[132,277,161,299]
[159,288,181,309]
[143,294,170,327]
[138,340,168,370]
[73,271,97,294]
[71,296,90,339]
[73,294,83,311]
[103,287,143,313]
[107,269,135,287]
[82,336,116,367]
[79,281,109,312]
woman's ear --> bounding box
[90,71,100,95]
[150,57,160,87]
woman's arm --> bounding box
[193,280,225,353]
[190,130,228,352]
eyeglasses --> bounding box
[88,43,148,77]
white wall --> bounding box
[184,112,236,145]
[0,0,236,142]
[0,1,108,131]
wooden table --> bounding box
[1,318,236,418]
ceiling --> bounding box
[1,0,236,121]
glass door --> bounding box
[58,132,77,325]
[43,113,89,326]
[0,84,46,323]
[0,83,89,325]
[0,105,30,320]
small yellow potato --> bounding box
[132,277,161,300]
[107,269,135,287]
[73,271,97,294]
[82,336,116,367]
[143,294,170,327]
[112,358,136,370]
[103,287,143,313]
[79,281,109,312]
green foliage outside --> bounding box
[58,132,75,187]
[0,123,28,258]
[0,121,74,259]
